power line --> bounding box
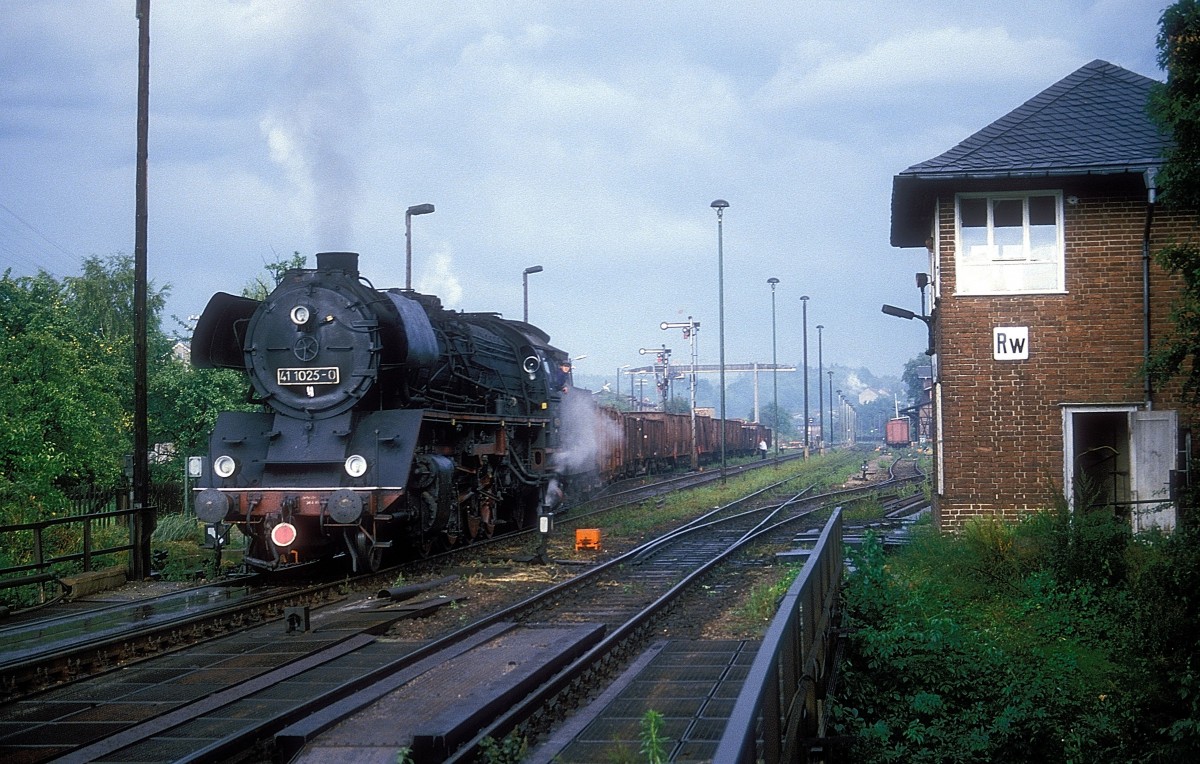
[0,200,79,274]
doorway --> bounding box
[1063,406,1177,531]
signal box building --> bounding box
[889,59,1197,532]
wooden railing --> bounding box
[0,508,144,595]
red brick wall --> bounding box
[932,190,1200,530]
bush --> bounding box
[830,508,1200,762]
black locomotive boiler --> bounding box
[190,252,575,571]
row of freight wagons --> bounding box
[594,408,772,482]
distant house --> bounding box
[889,60,1198,532]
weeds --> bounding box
[726,564,802,635]
[640,709,669,764]
[478,731,527,763]
[830,509,1200,761]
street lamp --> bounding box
[828,370,835,448]
[837,388,844,445]
[711,199,729,480]
[405,203,435,291]
[881,303,936,355]
[768,278,780,459]
[816,324,824,452]
[800,295,810,456]
[523,265,543,322]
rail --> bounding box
[714,506,844,763]
[0,508,144,593]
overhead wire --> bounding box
[0,200,79,276]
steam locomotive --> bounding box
[190,252,576,572]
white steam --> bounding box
[553,387,620,475]
[258,5,366,247]
[416,249,464,306]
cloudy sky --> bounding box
[0,1,1169,388]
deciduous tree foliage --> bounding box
[1152,0,1200,211]
[0,255,253,521]
[901,354,928,407]
[0,270,127,520]
[1148,0,1200,399]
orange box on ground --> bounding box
[575,528,602,551]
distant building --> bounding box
[890,60,1194,532]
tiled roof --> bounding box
[901,59,1167,178]
[891,59,1169,246]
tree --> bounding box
[0,270,127,519]
[242,251,307,300]
[756,402,796,441]
[1151,1,1200,210]
[901,355,929,407]
[147,357,250,480]
[0,251,323,521]
[65,254,171,414]
[665,396,691,414]
[1147,1,1200,399]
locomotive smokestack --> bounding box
[316,251,359,275]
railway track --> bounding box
[0,453,797,705]
[0,451,922,762]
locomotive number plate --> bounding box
[277,367,340,385]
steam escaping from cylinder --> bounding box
[553,388,620,476]
[542,477,564,512]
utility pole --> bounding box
[132,0,153,579]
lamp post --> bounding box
[711,199,729,480]
[523,265,543,322]
[816,324,824,451]
[405,203,435,291]
[800,294,810,456]
[837,389,844,445]
[828,370,835,448]
[768,278,780,459]
[881,303,936,356]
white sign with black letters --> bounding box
[994,326,1029,360]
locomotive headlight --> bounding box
[344,454,368,478]
[290,304,312,326]
[213,454,237,478]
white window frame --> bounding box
[954,191,1065,295]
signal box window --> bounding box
[956,192,1064,295]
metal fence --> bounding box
[714,507,844,763]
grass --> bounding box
[578,449,866,542]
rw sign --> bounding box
[994,326,1029,360]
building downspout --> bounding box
[1143,167,1157,410]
